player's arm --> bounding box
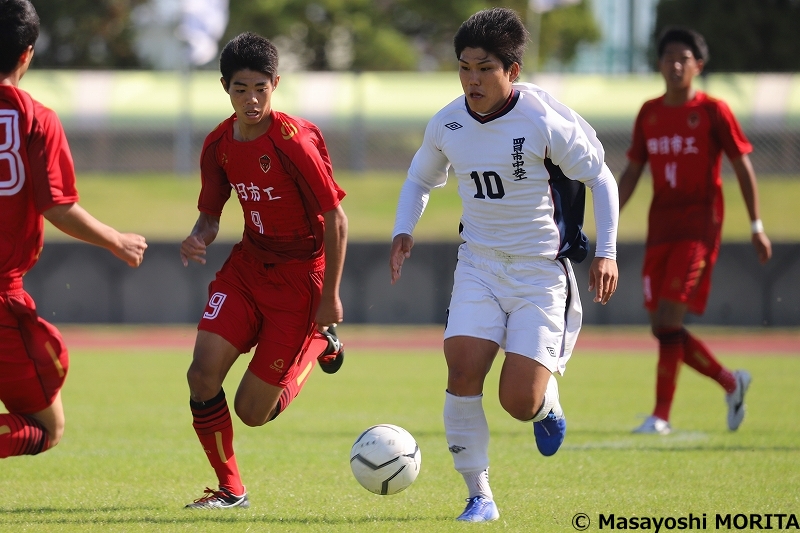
[390,180,432,284]
[180,212,220,266]
[617,159,646,211]
[584,164,619,305]
[730,154,771,264]
[43,203,146,267]
[316,205,348,327]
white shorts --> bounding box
[444,243,583,374]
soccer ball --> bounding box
[349,424,422,495]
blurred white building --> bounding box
[568,0,660,73]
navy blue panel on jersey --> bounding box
[544,158,589,263]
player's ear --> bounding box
[18,45,34,67]
[220,76,229,93]
[273,75,280,90]
[695,58,705,75]
[508,62,520,82]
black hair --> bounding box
[453,8,529,71]
[0,0,39,74]
[219,32,279,87]
[657,26,709,63]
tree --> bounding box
[30,0,147,69]
[655,0,800,72]
[225,0,601,71]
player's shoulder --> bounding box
[1,85,61,132]
[695,90,732,112]
[271,110,323,143]
[204,114,234,142]
[427,94,467,124]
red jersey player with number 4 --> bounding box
[0,0,147,460]
[179,32,348,509]
[618,27,772,435]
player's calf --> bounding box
[0,413,51,458]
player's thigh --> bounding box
[644,240,715,314]
[234,369,283,427]
[188,330,242,400]
[444,254,508,348]
[502,259,569,374]
[28,391,65,443]
[443,336,499,396]
[498,353,552,418]
[0,295,68,415]
[247,267,322,389]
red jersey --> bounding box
[0,85,79,284]
[627,91,751,245]
[198,110,345,264]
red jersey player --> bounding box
[180,32,348,509]
[618,27,772,435]
[0,0,147,460]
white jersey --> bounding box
[395,82,618,262]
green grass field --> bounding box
[2,327,798,532]
[46,172,800,243]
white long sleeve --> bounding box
[392,179,431,239]
[583,163,619,260]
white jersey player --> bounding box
[389,8,619,524]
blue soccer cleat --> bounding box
[456,496,500,522]
[533,410,567,457]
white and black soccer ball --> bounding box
[349,424,421,495]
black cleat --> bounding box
[185,487,249,509]
[318,324,345,374]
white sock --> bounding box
[462,468,493,500]
[531,374,562,422]
[444,391,492,498]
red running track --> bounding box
[59,325,799,355]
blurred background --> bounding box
[19,0,800,327]
[23,0,800,175]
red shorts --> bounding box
[0,284,69,414]
[641,239,719,315]
[198,244,325,388]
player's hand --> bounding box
[588,257,618,305]
[752,231,772,264]
[115,233,147,267]
[316,293,343,328]
[180,234,208,266]
[389,233,414,284]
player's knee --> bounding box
[48,428,63,448]
[186,365,218,400]
[233,400,272,428]
[499,393,537,422]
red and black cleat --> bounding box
[318,324,345,374]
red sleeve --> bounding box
[708,98,752,160]
[197,121,232,216]
[274,115,345,216]
[27,102,79,213]
[626,101,651,165]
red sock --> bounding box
[190,389,245,495]
[653,329,686,422]
[268,340,318,421]
[683,331,737,393]
[0,413,51,458]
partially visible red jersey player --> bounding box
[618,26,772,436]
[0,0,147,460]
[180,32,348,509]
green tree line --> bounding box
[26,0,800,72]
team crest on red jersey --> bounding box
[259,154,271,173]
[687,112,700,129]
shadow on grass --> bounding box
[0,506,449,526]
[563,429,800,452]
